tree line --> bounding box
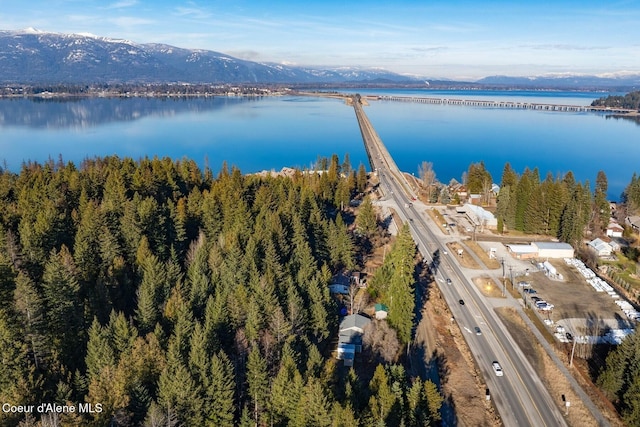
[420,159,616,245]
[0,154,438,426]
[591,91,640,110]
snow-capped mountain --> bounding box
[476,73,640,90]
[0,29,416,84]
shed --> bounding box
[533,242,575,259]
[374,303,389,320]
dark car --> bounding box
[459,299,465,305]
[566,332,573,341]
[446,278,452,285]
[474,327,482,335]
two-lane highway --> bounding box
[352,96,568,426]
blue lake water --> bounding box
[0,91,637,200]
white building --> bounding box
[458,203,497,229]
[532,242,575,259]
[606,222,624,238]
[506,244,538,260]
[588,238,613,257]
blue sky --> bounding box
[2,0,640,79]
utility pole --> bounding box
[509,264,514,290]
[500,257,505,296]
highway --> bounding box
[352,96,569,426]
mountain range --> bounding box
[0,28,417,85]
[1,28,640,90]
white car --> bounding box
[492,361,503,376]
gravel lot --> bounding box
[513,259,635,337]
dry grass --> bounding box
[465,241,501,269]
[446,242,482,269]
[426,208,450,234]
[473,276,506,298]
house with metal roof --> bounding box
[336,314,371,366]
[458,203,497,229]
[588,238,613,257]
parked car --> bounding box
[492,361,504,376]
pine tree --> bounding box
[386,224,416,344]
[368,364,396,425]
[331,402,359,427]
[356,195,378,237]
[270,346,303,424]
[13,272,48,370]
[135,253,167,335]
[188,322,209,388]
[85,317,115,381]
[157,340,203,426]
[297,377,332,427]
[423,379,443,423]
[108,310,138,361]
[205,351,235,427]
[246,346,269,425]
[307,275,331,342]
[41,245,84,370]
[0,308,31,420]
[356,164,368,193]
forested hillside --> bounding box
[591,91,640,110]
[0,155,439,426]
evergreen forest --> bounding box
[0,154,439,426]
[591,91,640,110]
[472,162,611,244]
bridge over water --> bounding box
[371,95,636,114]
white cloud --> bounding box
[109,16,155,27]
[105,0,138,9]
[173,6,213,20]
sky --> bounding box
[2,0,640,80]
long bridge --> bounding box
[349,95,609,427]
[368,94,637,114]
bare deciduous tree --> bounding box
[363,320,400,363]
[419,161,437,199]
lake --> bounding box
[0,91,637,200]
